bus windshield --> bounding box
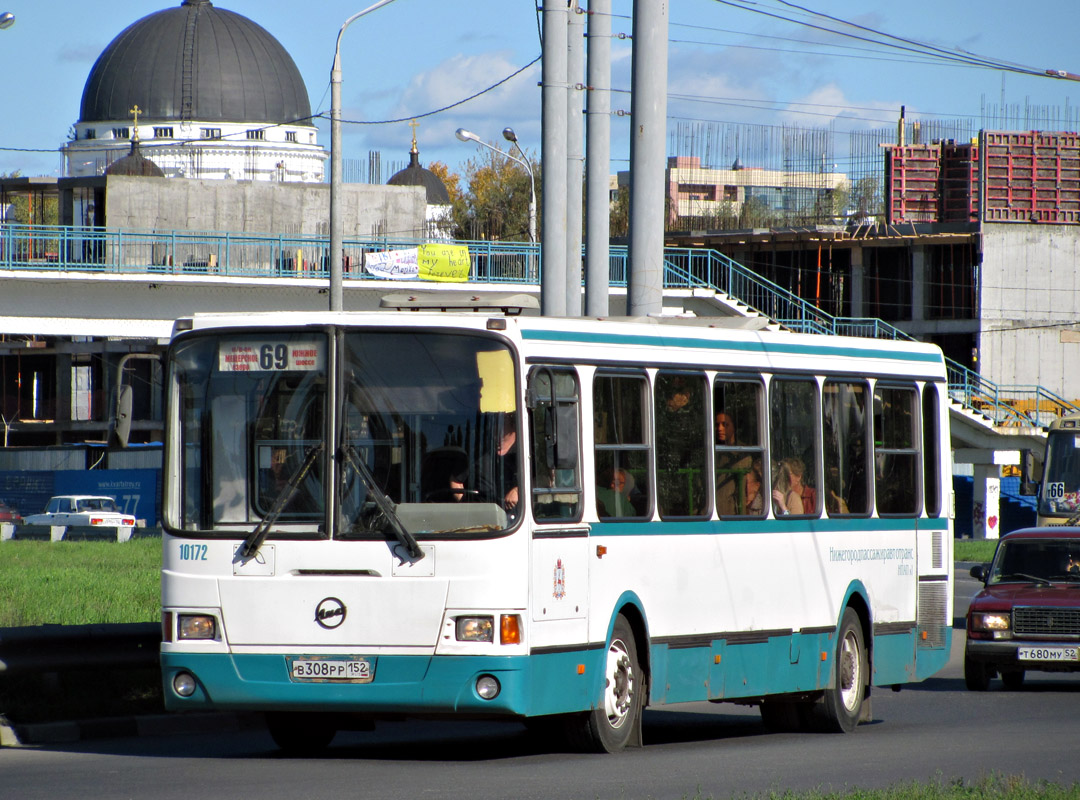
[1040,427,1080,519]
[167,328,520,537]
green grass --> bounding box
[686,775,1080,800]
[0,537,160,627]
[954,538,998,564]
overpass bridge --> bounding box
[2,223,1071,536]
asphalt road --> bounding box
[3,570,1079,800]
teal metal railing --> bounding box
[2,222,1075,426]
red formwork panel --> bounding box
[981,130,1080,223]
[885,144,941,224]
[941,142,979,223]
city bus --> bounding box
[159,300,953,753]
[1034,412,1080,526]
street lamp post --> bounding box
[456,128,538,282]
[329,0,399,312]
[501,128,537,246]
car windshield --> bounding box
[988,539,1080,584]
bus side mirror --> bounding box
[1019,449,1037,496]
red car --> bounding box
[0,499,22,524]
[965,527,1080,690]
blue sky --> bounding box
[1,0,1078,180]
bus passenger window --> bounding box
[769,378,820,517]
[874,385,919,515]
[822,380,870,516]
[594,374,650,520]
[528,367,582,522]
[655,372,709,519]
[923,385,941,517]
[714,380,765,517]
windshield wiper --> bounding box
[239,443,323,559]
[999,572,1052,586]
[340,444,424,561]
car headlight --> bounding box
[456,616,494,642]
[969,611,1011,638]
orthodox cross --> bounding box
[129,104,142,140]
[409,119,419,154]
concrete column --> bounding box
[566,2,584,316]
[627,0,668,317]
[584,0,611,317]
[972,464,1002,540]
[850,245,864,318]
[911,245,926,322]
[541,0,569,317]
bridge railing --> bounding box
[4,223,1077,425]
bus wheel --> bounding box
[266,712,337,755]
[813,608,866,733]
[566,616,642,753]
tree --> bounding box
[452,143,540,242]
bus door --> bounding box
[526,367,588,639]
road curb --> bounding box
[0,711,258,747]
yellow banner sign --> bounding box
[418,244,470,283]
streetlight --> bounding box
[330,0,399,312]
[456,127,537,245]
[0,12,15,29]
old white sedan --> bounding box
[24,495,136,527]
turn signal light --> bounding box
[500,614,522,645]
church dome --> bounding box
[105,140,166,177]
[388,151,450,205]
[79,0,313,127]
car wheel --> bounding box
[963,654,993,691]
[1000,669,1025,691]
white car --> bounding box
[24,495,136,527]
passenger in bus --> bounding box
[657,377,706,516]
[715,411,735,444]
[790,457,818,514]
[596,467,641,518]
[772,459,805,515]
[744,459,765,516]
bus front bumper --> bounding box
[161,650,594,718]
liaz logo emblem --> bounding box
[315,597,347,629]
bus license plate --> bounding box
[289,657,373,682]
[1017,646,1079,662]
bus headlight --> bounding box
[178,614,217,640]
[456,616,494,642]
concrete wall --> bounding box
[103,176,427,238]
[979,223,1080,400]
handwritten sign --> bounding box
[418,244,470,283]
[364,248,419,279]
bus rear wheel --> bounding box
[565,615,642,753]
[811,608,866,733]
[266,712,337,755]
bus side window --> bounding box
[655,371,709,519]
[528,367,582,522]
[714,379,765,517]
[594,373,651,520]
[874,385,920,516]
[768,377,820,517]
[822,380,870,516]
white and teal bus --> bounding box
[160,301,953,753]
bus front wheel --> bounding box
[565,615,643,753]
[813,608,866,733]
